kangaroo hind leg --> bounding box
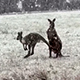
[49,47,52,58]
[24,45,31,58]
[31,43,36,55]
[58,51,63,57]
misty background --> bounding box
[0,0,80,14]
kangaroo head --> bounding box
[17,31,23,41]
[48,18,56,28]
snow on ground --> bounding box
[0,11,80,80]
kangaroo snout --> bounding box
[24,48,27,50]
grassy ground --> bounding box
[0,10,80,80]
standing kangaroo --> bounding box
[17,32,50,58]
[47,18,63,58]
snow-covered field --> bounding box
[0,11,80,80]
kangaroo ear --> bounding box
[53,18,56,22]
[18,32,20,34]
[21,31,23,35]
[48,19,52,24]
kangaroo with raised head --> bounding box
[47,18,63,58]
[17,32,50,58]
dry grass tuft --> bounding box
[0,68,49,80]
[26,69,49,80]
[75,74,80,80]
[0,69,80,80]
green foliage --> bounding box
[0,0,20,14]
[0,0,80,14]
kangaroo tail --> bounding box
[39,35,50,47]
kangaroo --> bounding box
[17,32,50,58]
[47,18,63,58]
